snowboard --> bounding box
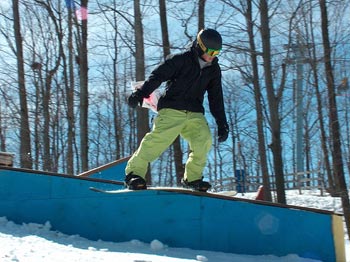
[89,186,237,198]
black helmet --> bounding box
[196,29,222,56]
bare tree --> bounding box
[303,0,334,194]
[259,0,287,204]
[134,0,150,181]
[0,105,7,152]
[245,0,272,201]
[158,0,185,185]
[12,0,32,168]
[65,2,76,175]
[198,0,206,31]
[32,0,63,171]
[110,5,123,160]
[319,0,350,239]
[77,0,89,172]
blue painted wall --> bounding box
[87,164,126,181]
[0,168,344,262]
[78,157,129,181]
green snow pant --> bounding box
[125,108,212,182]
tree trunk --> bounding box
[159,0,170,57]
[12,0,32,169]
[159,0,184,185]
[0,108,6,151]
[112,8,122,160]
[79,0,89,172]
[66,5,75,175]
[42,73,51,171]
[198,0,206,30]
[246,0,272,201]
[134,0,150,182]
[319,0,350,239]
[259,0,286,204]
[308,40,334,193]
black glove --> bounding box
[128,89,145,108]
[218,123,229,142]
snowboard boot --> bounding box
[181,178,211,192]
[125,173,147,190]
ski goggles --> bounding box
[197,35,221,57]
[205,48,221,57]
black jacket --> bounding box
[140,43,228,127]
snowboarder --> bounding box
[125,28,229,192]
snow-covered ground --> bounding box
[0,190,349,262]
